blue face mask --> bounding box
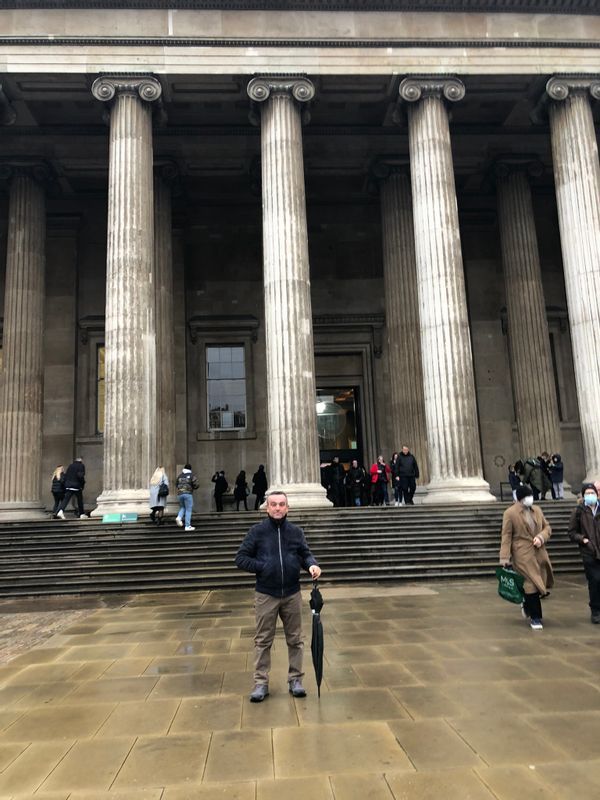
[584,494,597,507]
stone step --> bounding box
[0,503,582,597]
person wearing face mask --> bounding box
[500,484,554,630]
[568,483,600,624]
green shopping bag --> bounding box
[495,566,525,604]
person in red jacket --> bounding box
[370,455,391,506]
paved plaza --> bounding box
[0,576,599,799]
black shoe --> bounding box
[591,613,600,624]
[288,678,307,698]
[249,684,269,702]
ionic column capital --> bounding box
[371,158,410,182]
[0,160,53,185]
[247,75,315,104]
[247,75,315,125]
[154,159,179,184]
[399,77,465,105]
[493,157,544,181]
[91,74,162,105]
[546,75,600,103]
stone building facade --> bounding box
[0,0,598,517]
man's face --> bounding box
[352,460,358,468]
[402,447,409,455]
[333,457,339,464]
[266,494,289,520]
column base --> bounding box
[265,482,332,510]
[422,477,496,504]
[0,501,49,522]
[412,486,427,504]
[90,489,153,518]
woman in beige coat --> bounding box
[500,484,554,630]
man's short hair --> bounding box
[266,490,288,502]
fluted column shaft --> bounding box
[400,78,494,502]
[248,76,329,507]
[154,171,176,486]
[497,168,561,457]
[546,77,600,482]
[380,169,429,484]
[91,76,161,514]
[0,173,46,517]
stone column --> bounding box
[247,75,329,507]
[90,75,161,516]
[399,77,494,503]
[377,164,429,486]
[496,161,562,459]
[546,76,600,483]
[0,169,47,520]
[154,165,177,489]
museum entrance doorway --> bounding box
[316,386,363,467]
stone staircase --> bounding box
[0,502,582,598]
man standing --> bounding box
[347,459,366,507]
[396,445,420,505]
[175,463,199,531]
[568,483,600,624]
[56,458,86,519]
[235,491,322,702]
[211,470,228,512]
[328,456,346,507]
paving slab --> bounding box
[0,576,599,797]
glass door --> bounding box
[316,386,362,467]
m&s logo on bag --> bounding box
[500,574,516,590]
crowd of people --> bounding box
[508,453,565,501]
[320,446,420,507]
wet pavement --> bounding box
[0,576,599,798]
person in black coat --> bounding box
[252,464,268,510]
[549,453,565,500]
[211,470,228,512]
[346,460,366,507]
[234,470,249,511]
[50,465,65,517]
[395,446,420,505]
[327,456,346,507]
[235,491,321,702]
[55,458,86,519]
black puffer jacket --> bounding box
[64,461,85,490]
[51,473,65,494]
[394,452,420,479]
[235,516,318,598]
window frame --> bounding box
[206,344,248,432]
[188,315,258,442]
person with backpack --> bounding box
[568,483,600,624]
[149,466,169,525]
[175,464,199,531]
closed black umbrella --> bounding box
[309,580,324,698]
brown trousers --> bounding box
[254,590,304,685]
